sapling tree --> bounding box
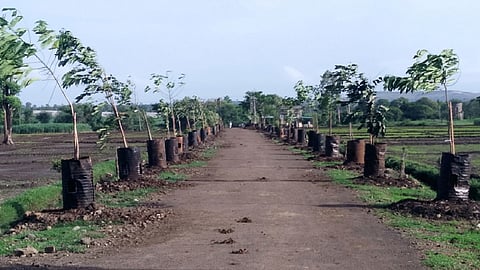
[45,28,133,149]
[384,49,459,153]
[174,97,194,131]
[32,21,97,158]
[145,72,185,137]
[317,64,360,135]
[345,77,388,144]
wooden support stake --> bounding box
[448,102,456,154]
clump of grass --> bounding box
[0,221,103,255]
[158,171,187,182]
[93,160,116,182]
[0,184,62,231]
[171,160,207,169]
[201,147,217,159]
[97,188,157,208]
[288,146,315,159]
[326,169,435,206]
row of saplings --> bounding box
[61,125,223,210]
[264,125,472,202]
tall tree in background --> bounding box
[0,8,35,144]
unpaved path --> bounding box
[7,128,426,269]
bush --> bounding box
[470,178,480,200]
[473,119,480,126]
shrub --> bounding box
[470,178,480,200]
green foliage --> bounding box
[384,49,459,93]
[0,183,62,231]
[240,91,283,125]
[35,111,52,123]
[216,96,248,126]
[345,76,388,142]
[469,178,480,201]
[0,8,36,144]
[145,72,186,135]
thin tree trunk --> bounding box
[142,111,152,140]
[328,110,333,136]
[171,109,176,136]
[32,53,80,159]
[2,104,14,145]
[109,96,128,148]
[186,115,191,130]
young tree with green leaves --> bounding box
[384,49,459,153]
[384,49,470,200]
[345,77,387,144]
[145,72,185,137]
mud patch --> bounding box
[217,228,234,234]
[389,199,480,221]
[211,238,235,244]
[352,175,422,189]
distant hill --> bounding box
[376,90,479,102]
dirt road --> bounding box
[61,128,423,269]
[4,128,426,269]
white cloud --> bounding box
[283,65,304,82]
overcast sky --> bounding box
[4,0,480,105]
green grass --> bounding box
[97,188,157,208]
[93,160,116,182]
[327,168,480,269]
[383,211,480,270]
[288,146,315,159]
[387,144,480,176]
[158,171,187,182]
[171,160,207,169]
[0,221,103,255]
[201,146,217,159]
[0,184,62,232]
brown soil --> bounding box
[389,198,480,221]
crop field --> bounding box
[0,131,156,203]
[321,124,480,176]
